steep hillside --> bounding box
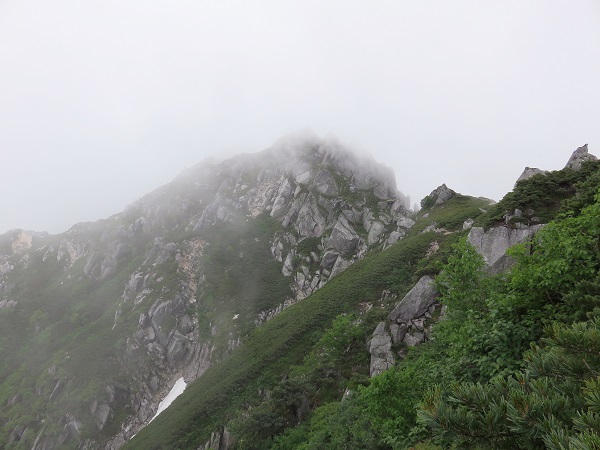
[2,140,597,450]
[126,145,600,450]
[124,191,490,450]
[0,134,413,449]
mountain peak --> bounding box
[516,166,547,184]
[565,144,596,170]
[423,184,456,207]
[514,144,596,187]
[271,134,403,202]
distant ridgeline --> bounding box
[0,139,598,450]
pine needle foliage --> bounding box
[419,317,600,449]
[419,189,600,449]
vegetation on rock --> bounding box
[2,141,600,450]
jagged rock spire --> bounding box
[427,184,455,206]
[516,167,547,185]
[565,144,597,170]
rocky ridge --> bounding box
[367,219,544,377]
[367,145,598,379]
[5,141,593,449]
[0,134,414,450]
[516,144,596,185]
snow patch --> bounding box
[149,377,187,423]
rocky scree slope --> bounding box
[0,135,412,449]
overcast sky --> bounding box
[1,1,599,234]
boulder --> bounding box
[281,193,307,227]
[374,183,393,200]
[177,314,194,334]
[386,230,404,246]
[292,161,313,184]
[367,221,385,245]
[198,427,235,450]
[128,272,147,294]
[270,240,284,262]
[343,206,363,226]
[294,196,327,237]
[99,241,129,279]
[397,216,416,229]
[149,300,173,331]
[388,276,438,323]
[327,216,359,256]
[0,299,17,309]
[216,205,230,221]
[93,403,111,430]
[467,225,543,273]
[282,252,294,276]
[389,323,407,344]
[61,416,82,443]
[166,331,189,367]
[106,382,129,404]
[369,322,395,377]
[427,184,455,206]
[330,256,352,279]
[320,251,339,271]
[403,331,425,347]
[155,242,178,265]
[313,170,339,196]
[269,178,293,218]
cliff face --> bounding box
[0,135,413,449]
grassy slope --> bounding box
[125,195,484,450]
[0,245,147,445]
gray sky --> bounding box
[1,1,599,234]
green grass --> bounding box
[124,229,440,449]
[412,195,491,234]
[124,194,491,449]
[0,159,499,450]
[0,232,154,446]
[195,213,292,351]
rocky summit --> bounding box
[0,134,414,449]
[564,143,596,170]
